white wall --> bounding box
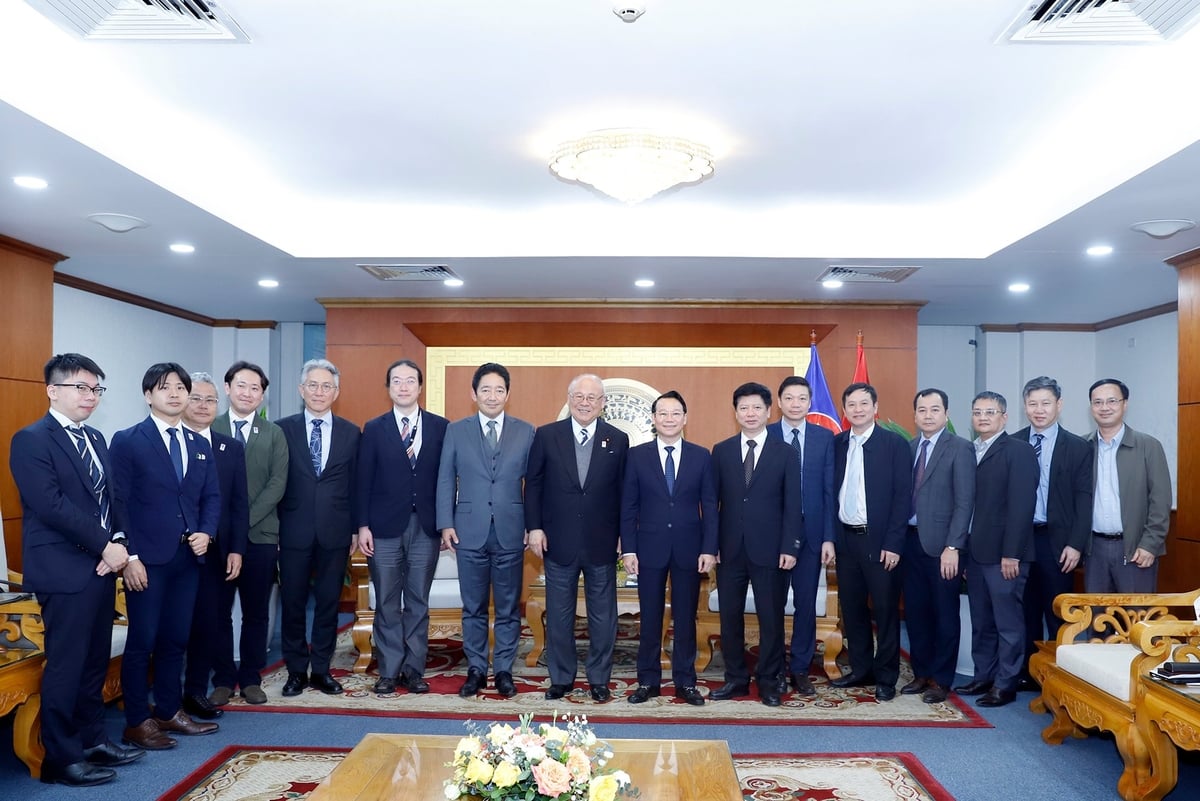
[916,325,976,432]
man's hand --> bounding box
[358,526,375,557]
[98,541,129,575]
[123,560,149,591]
[225,553,243,581]
[698,553,716,573]
[779,554,797,570]
[441,527,459,553]
[187,532,211,557]
[1132,548,1156,568]
[526,529,547,558]
[820,542,836,566]
[880,549,901,572]
[940,548,960,580]
[622,554,638,576]
[1000,557,1020,580]
[1058,545,1081,573]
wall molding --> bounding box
[319,297,927,311]
[0,233,65,263]
[979,301,1178,333]
[54,273,277,329]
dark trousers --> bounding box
[785,544,823,677]
[216,542,279,689]
[636,560,701,687]
[1084,536,1159,593]
[368,517,440,679]
[455,523,524,674]
[1022,529,1075,675]
[901,528,961,689]
[37,576,116,767]
[544,555,617,687]
[716,552,786,687]
[965,553,1029,692]
[122,542,199,725]
[836,526,902,687]
[279,540,350,676]
[184,547,233,697]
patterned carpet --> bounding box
[225,626,987,727]
[158,746,956,801]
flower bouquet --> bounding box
[445,712,637,801]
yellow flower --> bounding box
[540,725,568,743]
[487,723,516,745]
[589,774,620,801]
[454,736,481,767]
[465,756,495,785]
[492,761,521,788]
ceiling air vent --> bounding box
[25,0,250,42]
[1002,0,1200,43]
[358,264,461,282]
[817,265,919,284]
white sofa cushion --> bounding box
[368,548,462,609]
[1056,642,1147,702]
[708,567,828,617]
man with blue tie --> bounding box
[620,391,717,706]
[9,354,142,786]
[110,363,222,749]
[766,376,836,697]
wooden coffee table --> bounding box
[1135,674,1200,801]
[308,734,741,801]
[525,580,671,669]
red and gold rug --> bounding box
[159,746,955,801]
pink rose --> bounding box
[565,747,591,780]
[532,759,573,797]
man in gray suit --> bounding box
[437,363,535,698]
[902,388,975,704]
[1085,378,1172,593]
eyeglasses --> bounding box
[570,393,603,404]
[390,377,420,387]
[53,383,107,397]
[1091,398,1125,408]
[971,409,1003,418]
[188,396,219,407]
[303,382,337,393]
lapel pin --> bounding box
[219,443,226,452]
[197,453,207,460]
[252,427,259,434]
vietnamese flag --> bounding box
[839,333,874,429]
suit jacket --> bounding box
[767,420,837,553]
[833,425,912,557]
[711,433,802,566]
[910,429,976,556]
[358,408,448,538]
[525,418,629,566]
[109,416,221,565]
[10,413,125,594]
[203,429,250,561]
[1014,424,1093,554]
[1086,425,1173,557]
[213,413,289,545]
[969,432,1038,563]
[436,414,535,550]
[275,413,360,550]
[619,439,718,569]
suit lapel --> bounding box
[554,423,581,489]
[47,416,95,491]
[978,433,1004,466]
[141,417,180,483]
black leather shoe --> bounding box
[495,672,517,698]
[875,684,897,702]
[183,693,224,719]
[675,686,705,706]
[628,685,661,704]
[829,672,875,689]
[977,688,1017,707]
[401,671,430,694]
[760,691,782,707]
[1016,676,1039,692]
[311,673,344,695]
[545,683,572,700]
[900,677,931,695]
[954,679,994,696]
[790,674,816,696]
[922,682,949,704]
[84,740,145,767]
[373,676,398,695]
[710,682,750,700]
[460,668,486,697]
[41,761,116,786]
[590,684,612,703]
[282,673,308,697]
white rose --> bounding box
[444,783,462,800]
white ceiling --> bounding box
[2,0,1199,325]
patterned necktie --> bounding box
[486,419,498,452]
[743,440,757,487]
[580,428,589,446]
[1033,432,1045,463]
[310,419,324,477]
[912,438,930,519]
[664,445,676,496]
[68,426,109,531]
[167,427,184,482]
[233,419,247,443]
[401,416,416,467]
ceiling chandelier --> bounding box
[549,129,715,204]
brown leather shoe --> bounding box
[122,719,177,751]
[900,677,931,695]
[154,709,219,736]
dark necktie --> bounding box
[167,427,184,482]
[912,437,930,519]
[744,440,756,487]
[1033,432,1045,463]
[401,416,416,467]
[664,445,676,496]
[233,419,247,443]
[580,428,589,446]
[310,419,324,477]
[791,427,804,495]
[68,426,109,531]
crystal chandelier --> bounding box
[549,129,715,204]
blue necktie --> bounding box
[310,419,324,477]
[664,445,676,496]
[233,419,247,443]
[1033,432,1045,462]
[167,427,184,482]
[69,426,110,531]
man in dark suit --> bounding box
[903,388,975,704]
[526,374,630,703]
[1015,376,1092,688]
[9,353,142,786]
[111,363,222,749]
[954,391,1038,708]
[620,390,717,706]
[357,359,448,695]
[276,359,361,697]
[181,373,249,720]
[830,382,911,702]
[210,361,289,706]
[767,375,836,697]
[710,382,801,707]
[437,363,534,698]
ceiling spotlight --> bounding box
[87,213,148,233]
[169,243,195,254]
[1086,245,1113,257]
[822,279,844,289]
[613,3,645,23]
[634,278,655,288]
[443,277,464,288]
[258,278,279,288]
[13,176,48,190]
[1130,219,1196,239]
[1009,282,1030,293]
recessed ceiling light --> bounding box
[443,278,464,288]
[169,243,195,254]
[634,278,655,288]
[822,279,844,289]
[1086,245,1113,257]
[13,176,48,190]
[1009,282,1030,293]
[258,278,279,288]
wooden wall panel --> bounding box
[1178,261,1200,403]
[1170,252,1200,591]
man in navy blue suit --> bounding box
[180,373,249,721]
[9,354,142,786]
[620,390,717,706]
[111,363,222,749]
[357,359,448,695]
[766,376,836,697]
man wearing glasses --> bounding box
[1085,379,1172,593]
[276,359,361,697]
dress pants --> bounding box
[965,552,1029,692]
[368,515,440,679]
[122,541,200,725]
[1084,536,1158,593]
[455,523,524,674]
[785,544,823,677]
[279,540,350,676]
[716,551,785,687]
[635,560,701,687]
[544,556,617,687]
[213,541,279,690]
[37,575,116,768]
[184,545,235,697]
[900,528,961,689]
[1022,528,1075,672]
[836,525,901,687]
